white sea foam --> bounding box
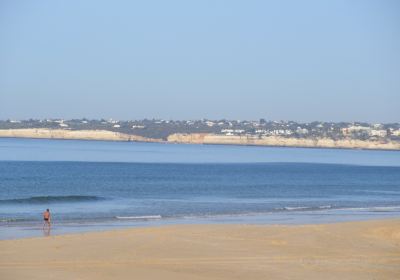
[115,215,162,220]
[282,205,332,211]
[336,206,400,212]
[283,206,309,211]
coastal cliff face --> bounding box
[0,129,160,142]
[1,129,399,150]
[167,133,400,150]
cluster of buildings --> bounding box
[217,122,400,139]
[1,119,400,141]
[220,128,309,137]
[341,125,395,137]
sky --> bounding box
[0,0,399,123]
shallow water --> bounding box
[0,138,399,239]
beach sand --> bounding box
[1,219,399,280]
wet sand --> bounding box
[1,219,399,280]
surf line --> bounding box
[115,215,162,220]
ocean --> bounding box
[0,138,399,239]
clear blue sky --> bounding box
[1,0,399,122]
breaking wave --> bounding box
[0,195,104,204]
[115,215,162,220]
[281,205,333,211]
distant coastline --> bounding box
[0,129,161,143]
[167,133,400,151]
[0,128,399,151]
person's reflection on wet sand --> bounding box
[43,225,51,237]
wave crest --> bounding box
[0,195,104,204]
[282,205,332,211]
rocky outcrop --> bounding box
[167,133,400,150]
[0,129,161,142]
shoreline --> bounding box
[2,208,400,241]
[1,218,399,279]
[3,217,399,240]
[168,132,400,151]
[199,141,400,152]
[0,128,400,151]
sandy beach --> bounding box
[1,219,399,280]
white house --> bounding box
[205,121,215,127]
[392,129,400,136]
[132,125,145,129]
[341,125,371,136]
[296,127,309,134]
[370,130,387,137]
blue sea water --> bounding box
[0,138,399,239]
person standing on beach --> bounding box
[43,209,51,228]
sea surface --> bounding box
[0,138,399,239]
